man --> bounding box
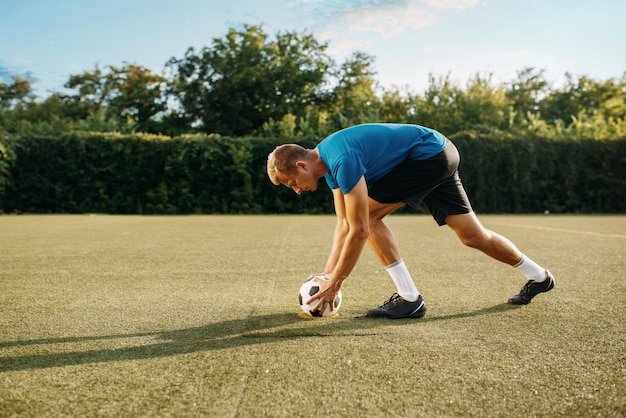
[267,123,554,318]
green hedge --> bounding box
[0,132,624,214]
[0,133,333,214]
[452,133,626,213]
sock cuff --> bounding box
[514,255,546,281]
[385,259,404,270]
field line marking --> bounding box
[486,221,626,239]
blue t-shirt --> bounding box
[316,123,447,194]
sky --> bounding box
[1,0,625,99]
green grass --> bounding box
[1,214,624,417]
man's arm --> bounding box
[309,176,370,312]
[323,188,350,274]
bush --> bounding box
[1,132,624,214]
[452,134,626,213]
[0,133,333,214]
[0,133,16,212]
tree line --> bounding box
[1,24,625,215]
[1,24,625,140]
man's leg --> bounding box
[365,199,426,318]
[367,199,404,266]
[444,212,523,265]
[444,212,554,304]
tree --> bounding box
[265,31,333,121]
[458,72,509,131]
[166,25,332,136]
[411,73,463,134]
[408,72,512,135]
[0,76,35,132]
[107,64,167,130]
[0,76,32,105]
[61,64,166,132]
[327,51,381,128]
[62,65,108,120]
[541,74,626,125]
[378,86,413,124]
[505,67,550,124]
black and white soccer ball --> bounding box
[298,275,342,317]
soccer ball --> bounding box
[298,275,342,317]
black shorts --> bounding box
[368,140,473,226]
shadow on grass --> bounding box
[423,303,521,322]
[0,304,519,372]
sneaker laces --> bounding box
[381,293,403,307]
[519,281,534,296]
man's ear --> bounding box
[295,161,308,170]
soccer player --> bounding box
[267,123,554,318]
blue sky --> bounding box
[1,0,625,99]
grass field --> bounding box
[0,214,624,417]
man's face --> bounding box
[277,164,318,194]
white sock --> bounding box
[385,259,420,301]
[514,255,547,282]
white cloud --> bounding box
[352,3,438,37]
[308,0,484,42]
[321,3,438,40]
[300,0,483,64]
[322,37,371,58]
[421,0,481,9]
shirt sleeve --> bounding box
[334,154,366,194]
[324,173,339,190]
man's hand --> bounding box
[305,275,341,315]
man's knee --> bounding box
[368,213,386,233]
[446,214,490,249]
[457,230,488,249]
[368,200,403,222]
[369,209,386,223]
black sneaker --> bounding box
[366,293,427,319]
[508,271,555,305]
